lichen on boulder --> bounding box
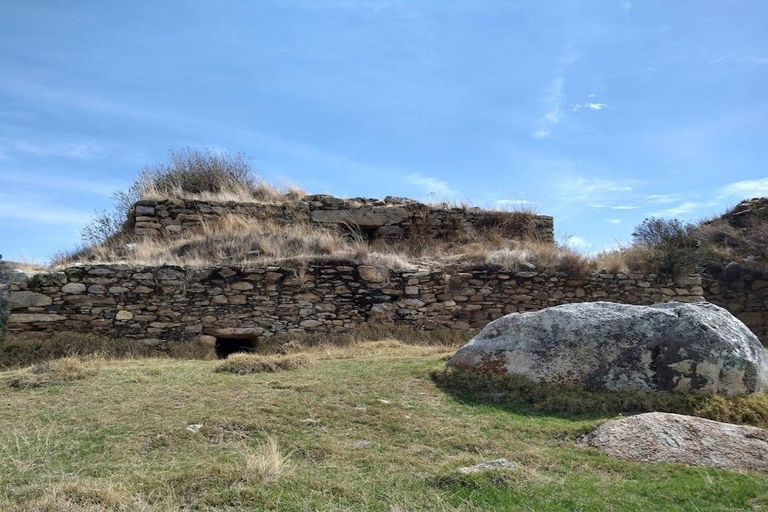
[448,301,768,395]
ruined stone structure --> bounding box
[129,194,555,242]
[703,276,768,348]
[6,263,704,350]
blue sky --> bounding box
[1,0,767,263]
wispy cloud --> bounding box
[645,193,684,204]
[607,218,622,224]
[0,169,122,197]
[557,176,633,203]
[532,77,565,139]
[651,201,700,217]
[571,102,608,112]
[0,191,92,226]
[621,0,632,10]
[404,174,454,196]
[0,137,102,159]
[717,178,768,200]
[611,205,639,210]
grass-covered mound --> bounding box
[215,353,311,374]
[1,341,767,510]
[432,366,768,429]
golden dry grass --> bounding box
[215,353,311,374]
[56,210,588,274]
[6,356,99,389]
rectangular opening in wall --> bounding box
[215,337,258,359]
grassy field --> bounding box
[1,342,767,511]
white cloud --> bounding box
[571,102,608,112]
[404,174,454,196]
[532,77,564,139]
[607,218,622,224]
[645,193,684,204]
[717,178,768,200]
[558,176,633,203]
[564,236,592,250]
[651,201,700,217]
[611,205,639,210]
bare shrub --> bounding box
[631,217,723,276]
[78,147,304,247]
[214,354,310,374]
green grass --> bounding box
[1,349,767,511]
[433,366,768,429]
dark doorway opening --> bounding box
[215,337,257,359]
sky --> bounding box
[1,0,767,263]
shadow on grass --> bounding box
[431,365,768,429]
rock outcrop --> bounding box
[580,412,768,473]
[448,301,768,395]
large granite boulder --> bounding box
[580,412,768,473]
[448,301,768,395]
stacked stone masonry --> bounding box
[129,195,555,243]
[703,276,768,347]
[6,263,707,344]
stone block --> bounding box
[10,291,52,309]
[62,282,86,294]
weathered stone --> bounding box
[10,291,52,309]
[230,281,254,291]
[8,313,65,323]
[448,302,768,395]
[299,319,323,328]
[115,310,134,320]
[135,205,155,216]
[62,282,86,294]
[358,266,387,283]
[580,412,768,473]
[310,207,409,227]
[204,327,264,338]
[458,459,517,475]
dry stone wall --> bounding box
[6,262,705,344]
[129,195,555,242]
[704,276,768,346]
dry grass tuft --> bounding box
[6,357,99,389]
[243,435,290,484]
[214,353,311,375]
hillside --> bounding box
[1,340,767,511]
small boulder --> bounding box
[458,459,517,474]
[580,412,768,473]
[448,302,768,395]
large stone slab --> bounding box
[10,291,52,309]
[310,207,409,227]
[8,313,66,323]
[448,301,768,395]
[580,412,768,473]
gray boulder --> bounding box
[448,301,768,395]
[580,412,768,473]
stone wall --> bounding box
[6,263,705,344]
[129,194,555,243]
[704,276,768,346]
[0,258,9,332]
